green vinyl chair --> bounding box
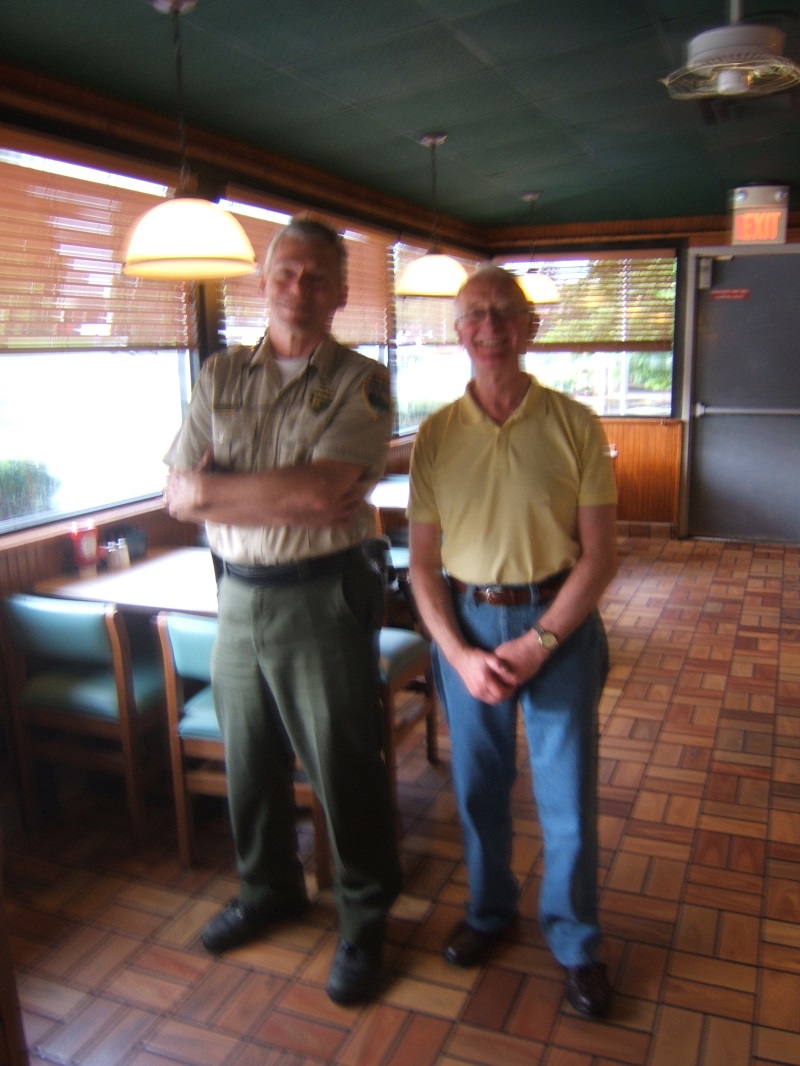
[377,626,438,832]
[156,611,332,887]
[0,593,165,842]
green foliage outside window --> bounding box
[0,459,60,522]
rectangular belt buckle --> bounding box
[483,585,506,605]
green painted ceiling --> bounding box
[2,0,800,227]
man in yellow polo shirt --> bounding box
[408,265,618,1018]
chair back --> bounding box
[158,612,217,683]
[0,593,164,841]
[3,593,117,667]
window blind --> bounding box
[0,149,190,353]
[394,242,483,345]
[502,251,677,351]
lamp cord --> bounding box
[429,139,440,250]
[171,6,189,194]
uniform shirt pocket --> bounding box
[211,409,260,471]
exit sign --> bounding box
[730,185,789,246]
[733,209,786,244]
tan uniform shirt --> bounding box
[165,335,392,565]
[408,377,617,585]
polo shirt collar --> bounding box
[460,373,542,424]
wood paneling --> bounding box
[386,436,415,475]
[600,418,682,529]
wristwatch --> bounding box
[533,622,559,652]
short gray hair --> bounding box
[265,214,348,286]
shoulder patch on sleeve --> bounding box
[362,368,391,419]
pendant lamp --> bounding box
[122,0,256,280]
[515,193,560,305]
[395,134,468,297]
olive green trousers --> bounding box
[211,552,401,951]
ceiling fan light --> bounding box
[663,21,800,99]
[395,251,469,297]
[517,269,560,306]
[716,67,752,94]
[123,197,257,279]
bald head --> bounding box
[456,265,528,313]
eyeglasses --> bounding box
[455,306,528,326]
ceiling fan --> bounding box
[663,1,800,100]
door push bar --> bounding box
[694,403,800,417]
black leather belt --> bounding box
[223,546,361,588]
[448,569,570,606]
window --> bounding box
[0,146,192,533]
[500,251,677,416]
[0,137,679,537]
[393,242,482,433]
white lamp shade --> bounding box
[396,251,469,297]
[123,197,257,280]
[516,269,560,305]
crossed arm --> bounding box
[409,503,618,704]
[164,452,370,529]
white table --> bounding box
[35,547,219,616]
[369,475,409,513]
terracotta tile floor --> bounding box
[3,534,800,1066]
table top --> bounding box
[34,547,219,616]
[369,474,409,511]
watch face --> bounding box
[538,628,558,650]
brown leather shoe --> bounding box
[442,920,500,968]
[564,963,613,1017]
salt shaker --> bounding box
[116,538,130,568]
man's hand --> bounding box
[163,450,213,522]
[451,645,519,704]
[326,481,367,528]
[491,633,550,690]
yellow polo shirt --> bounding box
[408,377,617,585]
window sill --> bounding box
[0,498,166,554]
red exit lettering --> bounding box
[733,210,782,242]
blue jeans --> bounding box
[433,586,608,967]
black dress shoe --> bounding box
[442,920,500,968]
[564,963,613,1017]
[326,940,384,1005]
[200,897,307,954]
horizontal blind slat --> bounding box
[0,153,190,352]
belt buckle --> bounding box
[483,585,506,605]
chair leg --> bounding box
[310,795,332,890]
[170,748,194,867]
[120,735,149,843]
[424,670,439,765]
[9,720,42,831]
[380,685,402,839]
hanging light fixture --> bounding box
[122,0,256,280]
[395,133,469,297]
[514,193,560,305]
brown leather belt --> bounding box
[448,570,569,606]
